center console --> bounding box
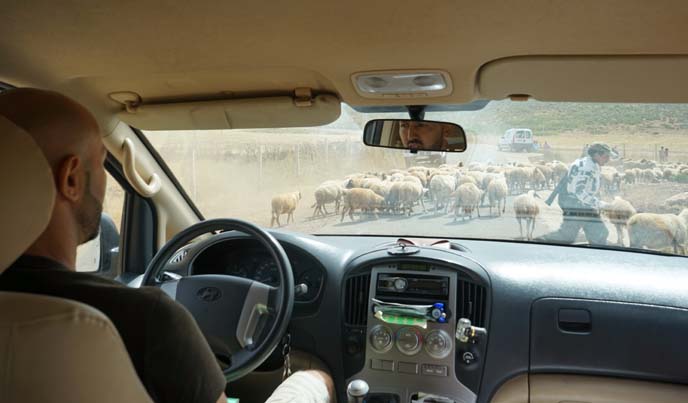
[346,262,484,403]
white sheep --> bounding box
[487,179,508,216]
[601,196,637,246]
[370,180,393,199]
[429,174,456,214]
[549,161,568,183]
[406,170,428,187]
[387,181,426,216]
[680,209,688,226]
[623,170,637,185]
[457,175,478,187]
[452,182,482,221]
[480,173,502,206]
[600,168,621,195]
[506,167,530,194]
[535,164,554,188]
[340,188,385,222]
[311,181,343,218]
[531,168,547,190]
[628,212,687,254]
[513,191,540,240]
[360,177,383,189]
[271,191,301,227]
[664,192,688,211]
[466,171,486,187]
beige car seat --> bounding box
[0,115,153,403]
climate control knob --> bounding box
[424,329,452,359]
[369,325,393,353]
[396,326,423,356]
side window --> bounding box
[75,172,124,274]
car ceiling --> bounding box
[2,0,688,124]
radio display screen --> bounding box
[399,262,431,271]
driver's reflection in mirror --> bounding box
[399,121,448,150]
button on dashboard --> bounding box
[371,359,394,372]
[421,364,447,377]
[398,362,418,374]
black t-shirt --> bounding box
[0,255,226,403]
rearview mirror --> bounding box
[363,119,467,152]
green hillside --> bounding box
[427,101,688,137]
[333,101,688,137]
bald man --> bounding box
[0,88,228,403]
[0,88,335,403]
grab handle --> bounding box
[121,137,161,197]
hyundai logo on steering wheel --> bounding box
[196,286,222,302]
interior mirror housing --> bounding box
[363,119,467,153]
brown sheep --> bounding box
[487,179,508,216]
[453,182,482,221]
[602,196,637,246]
[387,181,426,216]
[311,181,343,218]
[513,191,540,240]
[341,188,386,222]
[271,191,301,227]
[628,212,687,254]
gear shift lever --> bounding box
[347,379,369,403]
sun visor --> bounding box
[116,94,341,130]
[478,56,688,103]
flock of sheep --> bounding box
[270,157,688,255]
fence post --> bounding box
[259,145,264,188]
[324,138,329,163]
[191,131,197,201]
[296,144,301,177]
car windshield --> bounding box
[145,100,688,256]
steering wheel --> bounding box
[142,218,294,381]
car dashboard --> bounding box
[160,230,688,403]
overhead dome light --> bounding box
[352,70,452,99]
[412,74,445,89]
[362,76,389,89]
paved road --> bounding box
[447,140,536,167]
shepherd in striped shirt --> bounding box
[539,142,613,245]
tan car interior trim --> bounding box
[116,93,341,131]
[4,1,688,115]
[530,374,688,403]
[0,292,153,403]
[489,374,528,403]
[103,122,199,245]
[478,55,688,103]
[121,137,162,197]
[0,116,55,272]
[489,373,688,403]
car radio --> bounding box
[376,273,449,299]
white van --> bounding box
[498,128,535,152]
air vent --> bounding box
[169,249,188,264]
[344,273,371,326]
[457,278,487,328]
